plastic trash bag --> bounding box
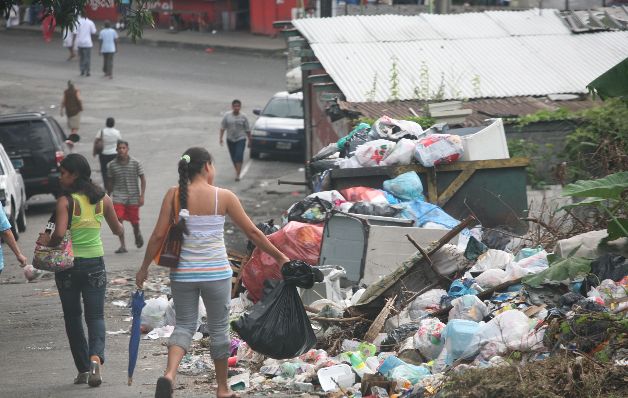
[247,219,280,255]
[337,122,371,152]
[470,249,514,273]
[383,171,425,201]
[448,295,488,322]
[447,278,479,298]
[413,318,446,360]
[464,236,488,262]
[140,296,169,331]
[475,268,507,288]
[349,201,402,218]
[370,116,424,141]
[389,363,431,385]
[306,190,346,206]
[242,222,324,302]
[381,138,417,166]
[504,250,549,280]
[399,199,459,229]
[414,134,464,167]
[438,319,481,366]
[287,197,333,224]
[231,261,321,359]
[408,289,447,320]
[466,310,533,356]
[339,187,388,205]
[355,139,396,167]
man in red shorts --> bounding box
[106,140,146,253]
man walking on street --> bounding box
[219,99,251,181]
[107,140,146,253]
[73,12,96,76]
[98,20,118,79]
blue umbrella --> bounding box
[128,289,145,386]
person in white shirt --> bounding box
[73,13,97,76]
[98,20,119,78]
[94,117,122,188]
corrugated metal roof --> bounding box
[294,11,628,101]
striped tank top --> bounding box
[170,189,232,282]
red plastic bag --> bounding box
[339,186,387,204]
[242,221,323,302]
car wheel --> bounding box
[10,203,18,241]
[17,204,26,233]
[250,150,260,159]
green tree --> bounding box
[1,0,153,41]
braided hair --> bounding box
[60,154,105,204]
[174,147,213,235]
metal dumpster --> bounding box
[314,158,529,234]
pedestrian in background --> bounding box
[41,12,56,43]
[63,25,78,60]
[36,154,123,387]
[74,12,96,76]
[60,80,83,141]
[107,140,146,253]
[0,206,27,275]
[219,99,250,181]
[93,117,121,188]
[98,20,118,79]
[135,147,289,398]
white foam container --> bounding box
[317,364,355,392]
[459,118,510,161]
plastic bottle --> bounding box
[348,352,369,378]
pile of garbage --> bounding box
[310,116,508,177]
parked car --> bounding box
[0,143,27,240]
[251,91,305,159]
[0,112,71,199]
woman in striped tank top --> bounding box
[136,147,289,398]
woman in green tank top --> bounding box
[37,154,123,387]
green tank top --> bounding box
[70,193,104,258]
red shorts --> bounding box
[114,203,140,224]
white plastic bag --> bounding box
[140,296,170,331]
[470,249,514,273]
[307,190,346,204]
[475,268,507,288]
[355,139,396,167]
[463,310,533,357]
[337,156,361,169]
[381,138,416,166]
[505,250,549,281]
[408,289,447,320]
[448,295,489,322]
[371,116,424,141]
[163,297,207,328]
[414,134,464,167]
[413,317,446,360]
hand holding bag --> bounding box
[33,195,75,272]
[93,129,104,156]
[154,189,182,268]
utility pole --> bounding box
[434,0,450,14]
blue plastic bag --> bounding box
[441,319,481,365]
[383,172,425,201]
[448,278,478,298]
[399,199,459,229]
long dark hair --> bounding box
[174,147,213,235]
[60,154,105,204]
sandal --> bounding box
[74,371,89,384]
[135,234,144,249]
[115,247,128,254]
[155,376,173,398]
[88,360,102,387]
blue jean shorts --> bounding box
[227,139,246,164]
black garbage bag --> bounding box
[464,236,488,262]
[246,219,280,255]
[580,254,628,295]
[349,201,402,218]
[231,260,322,359]
[481,228,512,251]
[287,197,333,224]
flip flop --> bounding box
[135,234,144,249]
[155,377,173,398]
[115,247,128,254]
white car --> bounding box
[0,143,27,240]
[251,91,304,159]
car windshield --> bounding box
[261,98,303,119]
[0,120,54,151]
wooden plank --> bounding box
[426,168,438,203]
[436,167,476,207]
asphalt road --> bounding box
[0,31,306,397]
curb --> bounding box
[2,26,287,59]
